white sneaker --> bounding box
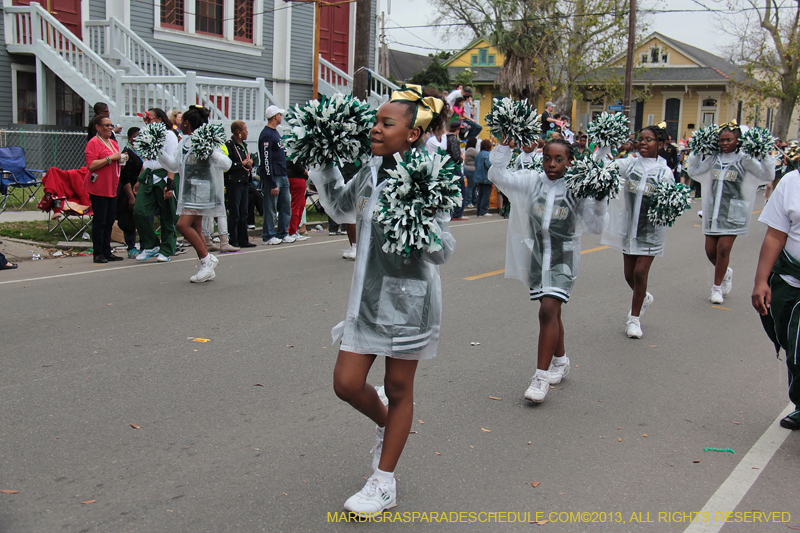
[548,357,570,384]
[190,254,218,283]
[136,246,160,261]
[264,237,282,245]
[484,213,493,217]
[156,253,170,262]
[698,210,703,218]
[640,292,654,318]
[626,315,643,338]
[291,233,310,241]
[371,385,390,471]
[281,235,297,243]
[524,371,550,402]
[710,285,724,304]
[247,224,256,230]
[342,243,357,260]
[343,476,397,517]
[721,268,733,295]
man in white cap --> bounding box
[259,105,294,244]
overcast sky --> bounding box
[381,0,737,59]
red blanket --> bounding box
[41,167,91,209]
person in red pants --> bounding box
[287,160,310,241]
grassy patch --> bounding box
[0,220,65,244]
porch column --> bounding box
[35,57,46,125]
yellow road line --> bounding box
[463,269,506,281]
[581,245,609,255]
[711,305,732,311]
[463,246,610,280]
[753,209,762,215]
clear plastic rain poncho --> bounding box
[687,151,775,236]
[158,134,231,216]
[308,156,455,360]
[601,156,673,257]
[489,145,608,302]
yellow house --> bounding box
[580,32,799,141]
[443,37,546,139]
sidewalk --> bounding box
[0,209,50,223]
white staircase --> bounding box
[4,2,280,128]
[318,56,399,108]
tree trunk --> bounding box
[352,0,372,100]
[774,74,798,140]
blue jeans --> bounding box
[476,183,493,216]
[463,169,476,207]
[464,118,482,138]
[262,175,291,240]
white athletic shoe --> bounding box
[282,235,297,243]
[626,315,643,338]
[371,385,390,471]
[710,285,724,304]
[548,357,570,385]
[291,233,310,241]
[190,254,218,283]
[342,243,357,260]
[524,371,550,403]
[640,292,654,318]
[136,246,160,261]
[155,253,170,262]
[343,476,397,517]
[721,268,733,295]
[698,210,703,218]
[264,237,282,245]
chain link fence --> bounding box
[0,126,90,172]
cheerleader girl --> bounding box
[687,121,776,304]
[307,85,453,516]
[601,125,673,338]
[158,106,232,283]
[489,138,608,403]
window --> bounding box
[650,48,659,63]
[472,49,494,66]
[661,53,668,63]
[702,98,717,107]
[471,55,478,65]
[702,112,715,126]
[196,0,224,35]
[488,54,495,65]
[478,49,488,65]
[161,0,184,30]
[641,53,648,64]
[16,71,36,124]
[233,0,254,42]
[55,77,83,126]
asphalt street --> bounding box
[1,194,798,533]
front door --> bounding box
[13,0,82,38]
[319,2,350,73]
[664,98,680,140]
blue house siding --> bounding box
[0,19,14,124]
[289,1,314,104]
[128,1,275,81]
[88,0,104,21]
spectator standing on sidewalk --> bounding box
[287,159,311,242]
[85,115,124,264]
[222,120,256,248]
[259,105,294,245]
[463,137,479,207]
[446,121,468,220]
[117,127,142,258]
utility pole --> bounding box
[312,1,321,99]
[380,11,389,78]
[622,0,636,118]
[352,0,372,99]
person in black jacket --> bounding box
[222,121,256,248]
[117,127,143,257]
[446,121,468,220]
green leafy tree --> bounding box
[409,52,452,92]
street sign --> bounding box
[607,105,624,111]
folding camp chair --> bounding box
[0,146,44,213]
[39,167,93,242]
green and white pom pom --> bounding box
[376,149,461,257]
[484,97,541,147]
[585,112,630,148]
[688,125,720,157]
[740,126,775,161]
[647,182,692,227]
[282,94,375,168]
[189,123,226,160]
[518,155,543,173]
[133,122,167,160]
[564,157,620,201]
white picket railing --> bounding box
[85,18,182,77]
[319,57,352,95]
[318,56,399,106]
[367,69,399,101]
[5,3,117,104]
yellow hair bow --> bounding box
[718,120,739,133]
[656,121,667,130]
[389,84,445,132]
